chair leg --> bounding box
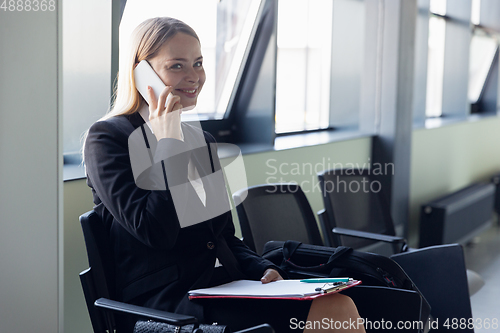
[466,269,485,296]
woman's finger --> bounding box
[261,271,275,283]
[146,86,158,112]
[165,94,181,113]
[260,269,283,284]
[157,86,174,114]
[172,102,183,113]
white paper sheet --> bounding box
[189,280,328,297]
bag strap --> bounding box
[348,251,413,288]
[282,240,302,260]
[281,240,352,272]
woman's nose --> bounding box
[185,67,199,83]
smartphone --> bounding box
[134,59,173,107]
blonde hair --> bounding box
[81,17,199,161]
[102,17,199,121]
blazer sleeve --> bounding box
[223,222,287,280]
[85,119,190,249]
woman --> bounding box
[84,17,365,332]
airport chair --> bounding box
[392,244,474,333]
[317,168,484,295]
[232,183,324,255]
[491,173,500,218]
[233,184,431,332]
[79,210,275,333]
[317,168,407,254]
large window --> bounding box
[421,0,495,120]
[426,15,446,118]
[275,0,332,134]
[468,0,499,115]
[468,0,500,114]
[119,0,263,120]
[275,0,365,134]
[425,0,446,118]
[63,0,369,159]
[468,30,498,106]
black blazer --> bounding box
[84,112,279,316]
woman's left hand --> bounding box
[260,268,284,284]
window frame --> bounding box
[469,25,500,114]
[413,0,500,129]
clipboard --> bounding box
[188,279,361,301]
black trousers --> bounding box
[199,297,312,333]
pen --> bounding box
[300,278,351,283]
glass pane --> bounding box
[471,0,481,25]
[468,31,498,103]
[62,1,113,155]
[275,0,332,134]
[430,0,447,16]
[119,0,261,119]
[329,0,364,129]
[426,16,446,118]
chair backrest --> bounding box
[79,210,116,333]
[391,244,474,332]
[233,184,323,255]
[318,168,397,249]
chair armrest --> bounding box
[235,324,275,333]
[332,227,407,244]
[94,298,198,326]
[317,209,334,247]
[96,298,275,333]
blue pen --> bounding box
[300,278,351,283]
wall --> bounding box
[0,8,61,333]
[409,117,500,245]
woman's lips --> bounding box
[176,88,198,98]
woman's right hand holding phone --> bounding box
[147,85,184,141]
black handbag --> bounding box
[134,320,231,333]
[262,240,432,332]
[262,240,421,290]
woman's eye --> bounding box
[169,64,182,70]
[194,61,203,68]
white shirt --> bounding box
[140,107,207,206]
[140,108,217,265]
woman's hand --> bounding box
[260,268,284,284]
[147,85,184,141]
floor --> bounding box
[463,222,500,332]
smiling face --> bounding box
[148,32,205,110]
